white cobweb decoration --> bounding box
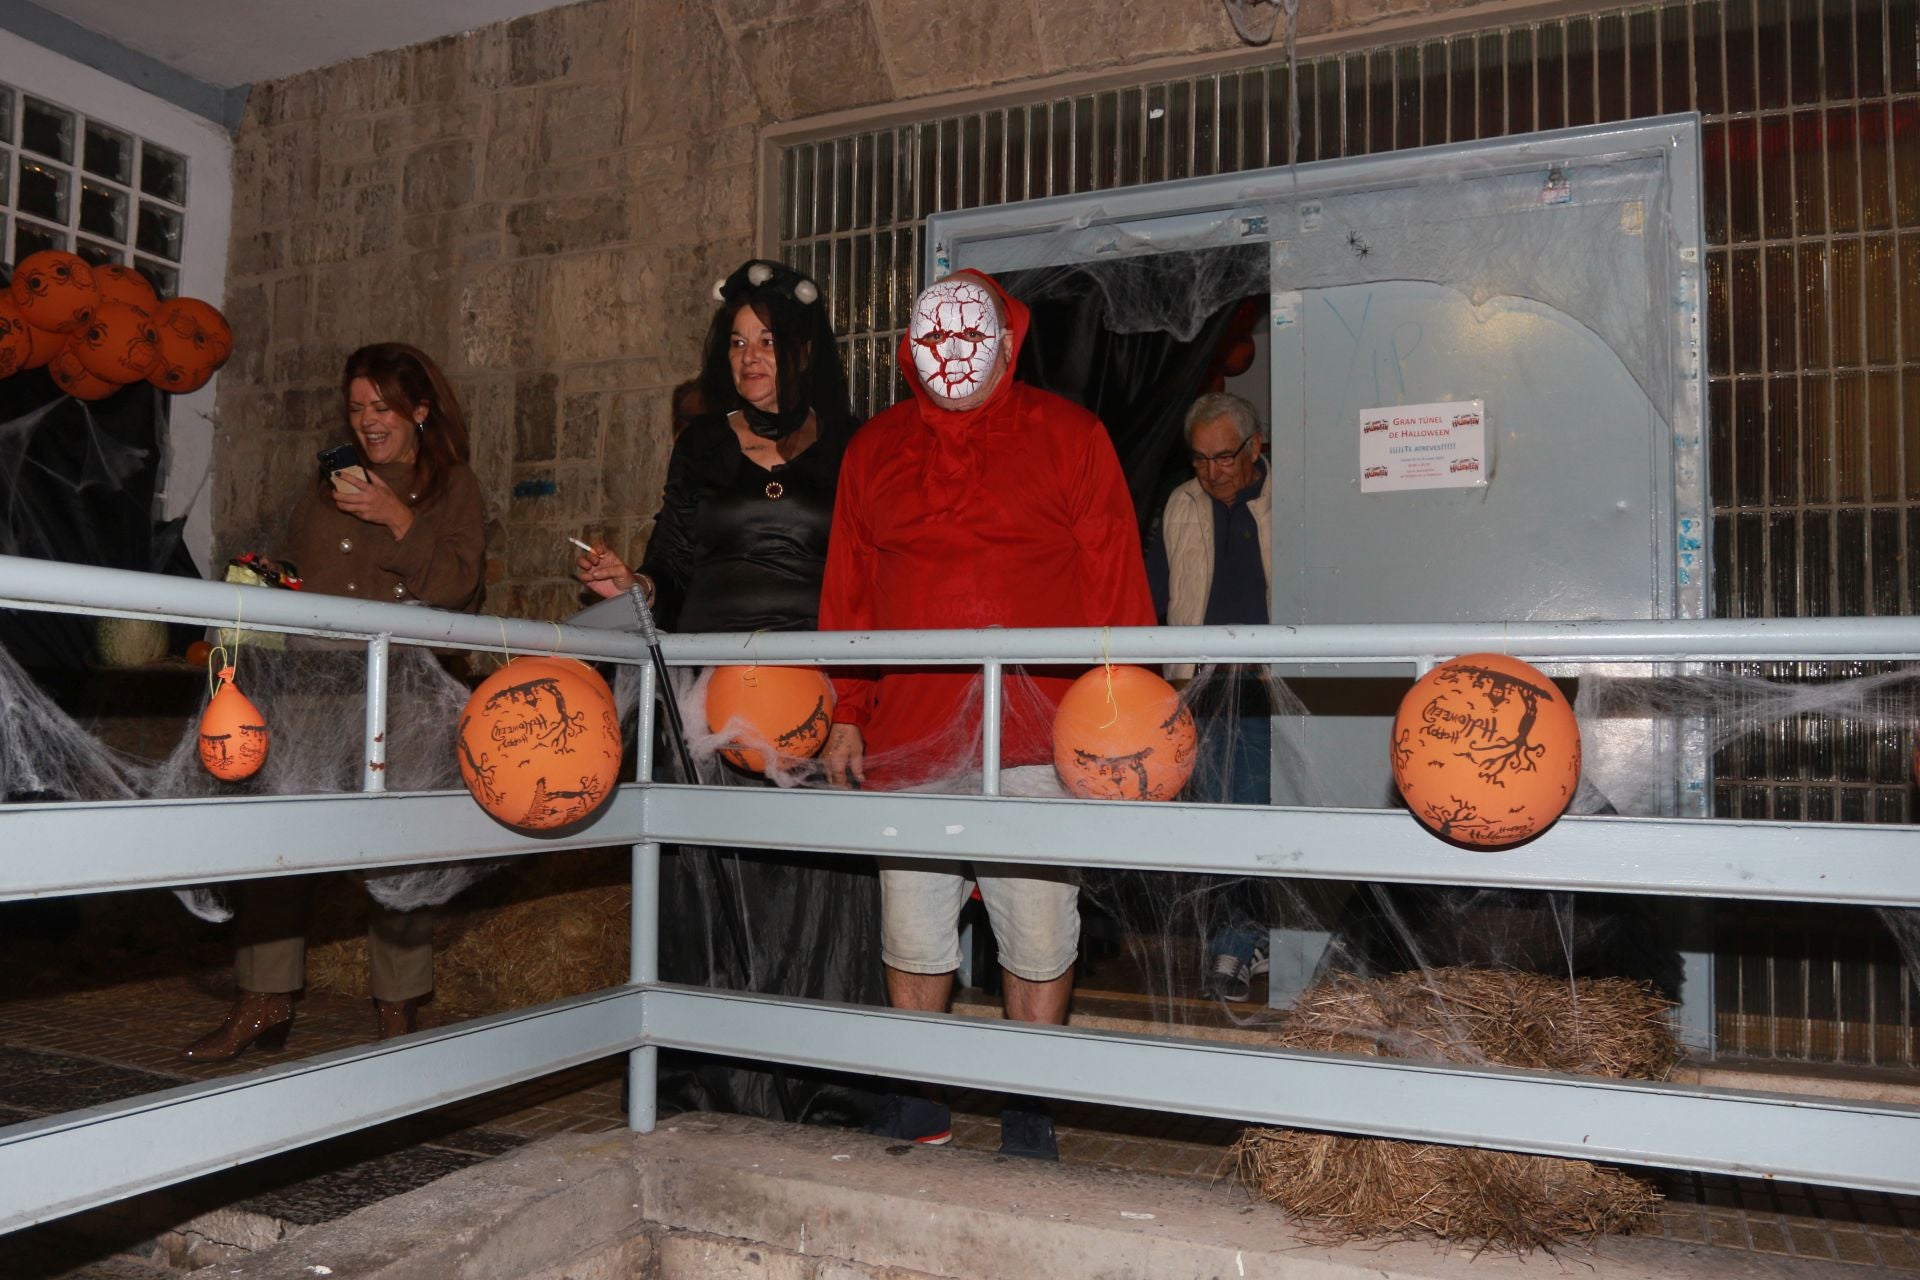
[145,643,501,922]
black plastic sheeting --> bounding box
[645,720,887,1127]
[0,363,201,668]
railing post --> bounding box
[362,633,390,792]
[630,660,660,1133]
[980,657,1002,797]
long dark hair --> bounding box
[338,343,470,508]
[697,260,853,441]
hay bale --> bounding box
[433,883,628,1018]
[1230,1131,1660,1252]
[305,850,631,1016]
[1231,967,1676,1251]
[1279,967,1681,1079]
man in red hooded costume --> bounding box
[819,270,1154,1156]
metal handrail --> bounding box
[3,555,1920,1231]
[11,556,1920,667]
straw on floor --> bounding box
[1230,967,1677,1251]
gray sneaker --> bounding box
[1205,944,1270,1002]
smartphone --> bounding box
[317,443,371,492]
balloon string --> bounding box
[207,595,244,697]
[745,628,768,673]
[550,621,563,658]
[497,617,512,668]
[1098,626,1119,730]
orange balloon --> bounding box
[9,250,98,333]
[18,315,65,369]
[185,640,214,667]
[199,666,269,781]
[92,263,159,313]
[147,297,233,394]
[0,297,32,379]
[1220,335,1257,376]
[48,346,125,401]
[1052,665,1197,801]
[1390,653,1581,848]
[71,301,160,383]
[705,665,835,775]
[457,657,622,833]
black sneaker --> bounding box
[865,1091,953,1146]
[999,1097,1057,1161]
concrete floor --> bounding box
[3,970,1919,1274]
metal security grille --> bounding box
[776,0,1920,1067]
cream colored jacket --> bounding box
[1160,466,1271,681]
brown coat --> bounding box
[284,460,486,612]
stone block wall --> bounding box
[214,0,1509,619]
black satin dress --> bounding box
[637,409,882,1125]
[638,412,840,633]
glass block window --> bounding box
[0,82,188,297]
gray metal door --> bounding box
[930,116,1708,817]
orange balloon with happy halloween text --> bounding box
[705,664,836,775]
[1390,652,1581,848]
[456,656,622,833]
[1052,664,1197,801]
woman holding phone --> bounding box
[290,343,486,610]
[181,342,486,1060]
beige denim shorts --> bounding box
[878,859,1081,982]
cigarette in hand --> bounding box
[566,536,596,555]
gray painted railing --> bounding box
[1,552,1917,1231]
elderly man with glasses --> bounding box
[1144,391,1277,999]
[1146,391,1270,670]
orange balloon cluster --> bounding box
[1,250,232,399]
[704,664,836,775]
[1390,653,1581,848]
[1052,665,1197,801]
[457,657,622,834]
[198,666,269,781]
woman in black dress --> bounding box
[578,259,876,1121]
[579,259,850,632]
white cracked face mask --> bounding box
[908,278,1004,406]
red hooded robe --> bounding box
[818,271,1155,788]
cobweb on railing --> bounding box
[602,649,1920,1068]
[0,636,499,921]
[5,616,1919,1071]
[142,643,499,920]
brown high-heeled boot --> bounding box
[373,996,419,1041]
[181,990,294,1061]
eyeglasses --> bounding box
[1189,436,1251,470]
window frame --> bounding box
[0,28,232,571]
